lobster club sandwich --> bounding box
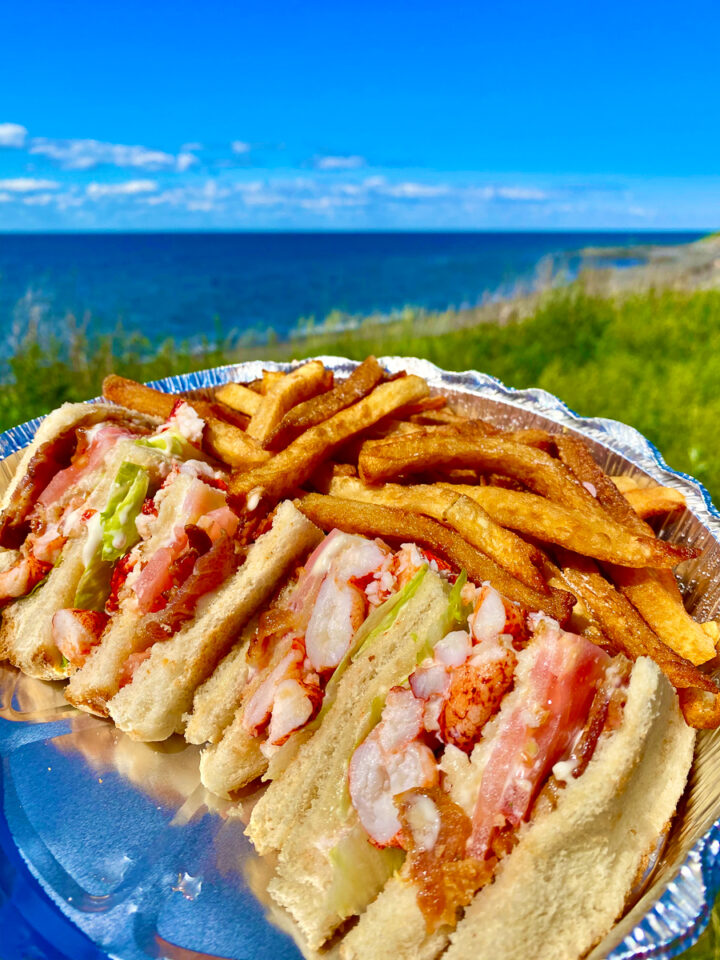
[65,475,321,740]
[245,564,694,960]
[0,399,211,678]
[191,527,471,796]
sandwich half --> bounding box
[65,472,322,739]
[0,400,189,678]
[193,531,464,797]
[247,574,694,956]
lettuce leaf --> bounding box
[73,462,149,611]
[135,430,200,461]
[100,461,149,562]
[327,824,404,920]
[73,553,114,612]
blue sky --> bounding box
[1,0,719,230]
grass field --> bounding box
[4,282,720,502]
[2,281,720,957]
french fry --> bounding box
[203,420,271,469]
[554,435,648,535]
[266,356,384,450]
[228,375,430,505]
[328,476,548,593]
[297,493,575,623]
[436,483,689,570]
[555,551,718,707]
[677,688,720,729]
[102,374,269,469]
[215,382,262,416]
[103,374,176,419]
[554,434,710,664]
[256,370,286,394]
[358,434,698,570]
[246,360,333,444]
[408,408,467,425]
[610,475,640,494]
[624,486,686,520]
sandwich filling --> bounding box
[53,460,237,676]
[347,581,630,931]
[242,530,454,757]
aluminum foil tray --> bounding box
[1,356,719,960]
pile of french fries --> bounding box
[102,357,720,730]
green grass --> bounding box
[2,283,720,957]
[4,284,720,504]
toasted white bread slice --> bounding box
[0,435,169,679]
[338,656,694,960]
[0,402,159,517]
[183,615,259,745]
[248,570,452,949]
[106,500,322,741]
[184,576,298,746]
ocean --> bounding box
[0,231,702,354]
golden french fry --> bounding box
[554,434,709,665]
[556,551,718,710]
[258,370,286,394]
[103,374,175,419]
[358,434,698,569]
[328,476,547,594]
[228,375,430,504]
[297,493,575,623]
[555,435,647,535]
[701,621,720,644]
[624,486,686,520]
[215,382,262,416]
[678,688,720,729]
[246,361,333,443]
[266,356,384,450]
[103,374,268,469]
[610,475,640,494]
[436,483,689,570]
[203,420,271,469]
[612,567,715,665]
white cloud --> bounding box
[314,155,366,171]
[176,152,198,172]
[181,142,203,152]
[0,177,60,192]
[23,193,55,206]
[382,182,450,199]
[29,138,177,170]
[495,186,548,201]
[86,179,158,199]
[0,123,28,148]
[0,192,13,203]
[231,141,251,154]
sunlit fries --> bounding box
[216,381,262,417]
[327,475,547,593]
[102,374,269,468]
[555,551,718,707]
[228,375,430,504]
[264,356,384,450]
[623,486,686,520]
[435,483,691,569]
[555,433,712,664]
[244,360,333,444]
[101,358,720,730]
[297,493,575,623]
[358,434,698,568]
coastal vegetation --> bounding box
[3,282,720,506]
